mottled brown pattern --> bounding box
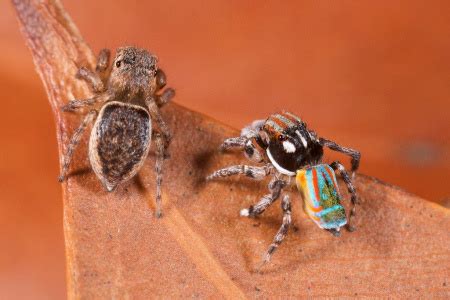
[91,102,151,191]
[57,45,175,217]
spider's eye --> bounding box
[278,135,286,141]
[115,60,122,68]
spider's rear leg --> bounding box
[58,110,97,182]
[319,137,361,178]
[206,164,271,181]
[240,179,285,217]
[330,161,358,232]
[153,132,165,218]
[146,97,171,148]
[260,194,292,266]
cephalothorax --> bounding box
[207,112,360,264]
[59,46,175,217]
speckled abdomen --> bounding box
[296,164,347,230]
[89,101,152,191]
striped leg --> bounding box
[154,132,165,218]
[330,161,358,232]
[220,137,264,163]
[261,194,292,265]
[240,179,285,217]
[220,119,265,152]
[319,137,361,177]
[206,164,271,181]
[58,110,97,182]
[219,137,247,151]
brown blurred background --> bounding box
[1,0,449,298]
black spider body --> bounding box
[262,112,323,174]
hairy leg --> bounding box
[260,194,292,265]
[220,137,247,151]
[206,164,272,181]
[319,137,361,176]
[156,88,175,107]
[61,93,108,112]
[155,69,167,92]
[58,110,97,182]
[330,161,358,232]
[146,97,171,146]
[95,48,110,72]
[240,178,285,217]
[154,132,165,218]
[76,67,105,93]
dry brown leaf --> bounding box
[12,0,450,298]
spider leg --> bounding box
[260,194,292,265]
[206,164,272,181]
[155,69,167,92]
[58,110,97,182]
[95,48,110,72]
[219,137,247,151]
[61,93,108,112]
[319,137,361,177]
[220,119,266,152]
[156,88,175,108]
[330,161,358,232]
[76,67,105,93]
[146,97,171,147]
[154,132,165,218]
[153,69,175,108]
[240,178,285,217]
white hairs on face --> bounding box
[283,141,296,153]
[241,119,265,138]
[295,130,308,148]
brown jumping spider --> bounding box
[207,112,360,265]
[59,46,175,218]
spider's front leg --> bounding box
[76,49,111,93]
[319,137,361,177]
[155,69,175,108]
[206,164,272,181]
[62,49,111,112]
